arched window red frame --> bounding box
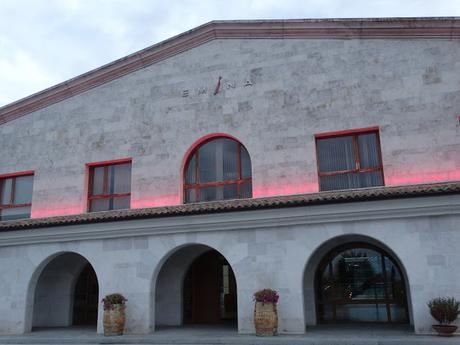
[183,136,252,203]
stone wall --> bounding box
[0,38,459,217]
[0,194,458,335]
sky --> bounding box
[1,0,460,107]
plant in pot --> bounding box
[428,297,459,336]
[253,289,279,336]
[102,293,127,336]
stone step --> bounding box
[0,335,458,345]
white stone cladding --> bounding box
[0,38,459,215]
[0,195,459,334]
[0,26,460,336]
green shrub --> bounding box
[428,297,460,324]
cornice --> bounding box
[0,194,458,247]
[0,17,459,125]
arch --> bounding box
[25,251,100,332]
[303,234,413,326]
[180,133,252,203]
[73,263,99,325]
[152,243,238,330]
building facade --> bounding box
[0,18,459,335]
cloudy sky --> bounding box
[1,0,459,106]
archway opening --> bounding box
[32,253,99,330]
[315,242,409,324]
[154,245,237,330]
[73,264,99,325]
[183,250,237,324]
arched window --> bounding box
[316,243,409,323]
[184,137,252,203]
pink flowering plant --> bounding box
[254,289,279,304]
[102,293,127,311]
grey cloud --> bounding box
[0,0,459,106]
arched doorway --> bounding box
[315,243,409,323]
[183,250,237,324]
[73,264,99,325]
[154,244,237,329]
[32,253,99,329]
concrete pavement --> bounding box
[0,325,458,345]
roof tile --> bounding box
[1,181,459,231]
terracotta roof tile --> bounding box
[1,181,459,231]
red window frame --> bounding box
[184,138,252,203]
[315,127,385,190]
[0,171,34,220]
[87,158,132,212]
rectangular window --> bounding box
[87,160,132,212]
[315,128,384,191]
[0,172,34,221]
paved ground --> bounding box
[0,324,458,345]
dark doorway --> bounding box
[73,264,99,325]
[316,243,409,324]
[183,250,237,324]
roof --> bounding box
[1,17,460,125]
[1,181,459,231]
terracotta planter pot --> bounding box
[103,304,126,336]
[432,324,458,336]
[254,302,278,336]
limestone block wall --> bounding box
[0,38,459,218]
[0,195,458,335]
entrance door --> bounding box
[73,264,99,325]
[183,250,237,324]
